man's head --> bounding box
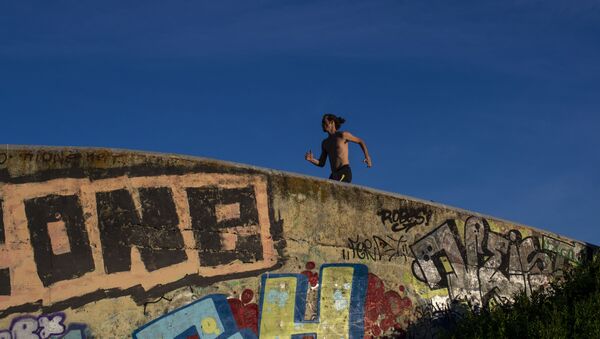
[322,113,346,133]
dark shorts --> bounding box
[329,165,352,183]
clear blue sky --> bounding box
[1,1,599,244]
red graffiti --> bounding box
[364,273,411,338]
[301,261,320,287]
[228,289,259,335]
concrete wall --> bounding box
[0,146,593,338]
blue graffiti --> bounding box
[133,264,370,339]
[52,325,87,339]
[132,294,256,339]
[266,289,290,308]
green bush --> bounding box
[441,254,600,339]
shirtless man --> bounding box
[304,114,372,183]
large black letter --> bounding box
[187,186,263,266]
[96,187,187,274]
[0,199,10,295]
[24,195,95,287]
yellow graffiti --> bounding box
[201,317,221,335]
[440,256,453,273]
[487,219,501,232]
[259,266,356,338]
[455,219,466,242]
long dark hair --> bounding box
[322,113,346,129]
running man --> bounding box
[304,113,372,183]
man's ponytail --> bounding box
[323,113,346,129]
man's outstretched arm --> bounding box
[305,144,327,167]
[343,132,372,167]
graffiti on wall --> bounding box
[542,235,582,266]
[133,263,413,339]
[133,294,256,339]
[0,313,87,339]
[410,216,581,307]
[0,172,281,316]
[0,150,125,167]
[342,234,409,263]
[258,263,368,338]
[377,206,433,233]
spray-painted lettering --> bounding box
[377,207,433,233]
[0,313,87,339]
[343,234,409,262]
[133,264,413,338]
[410,217,579,307]
[0,173,278,316]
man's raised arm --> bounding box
[343,132,372,168]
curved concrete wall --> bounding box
[0,146,593,338]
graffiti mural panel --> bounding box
[0,172,279,316]
[133,263,412,338]
[133,295,254,339]
[0,148,594,337]
[0,313,87,339]
[410,216,576,307]
[258,264,367,338]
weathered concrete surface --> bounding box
[0,146,594,338]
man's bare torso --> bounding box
[322,131,349,172]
